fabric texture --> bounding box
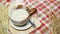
[1,0,60,34]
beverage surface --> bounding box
[11,9,29,21]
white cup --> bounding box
[8,4,37,26]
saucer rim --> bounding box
[9,20,32,30]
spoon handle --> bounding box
[28,20,36,28]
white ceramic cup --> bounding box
[8,4,37,26]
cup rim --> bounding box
[11,10,29,21]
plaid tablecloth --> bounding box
[0,0,60,34]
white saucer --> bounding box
[9,20,32,30]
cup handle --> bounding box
[26,7,37,16]
[30,8,37,16]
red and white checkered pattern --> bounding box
[1,0,60,34]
